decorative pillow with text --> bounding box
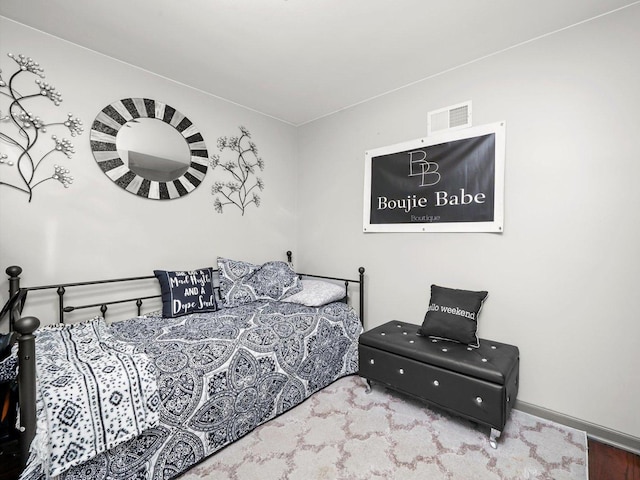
[154,268,218,318]
[418,284,488,348]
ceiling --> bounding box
[1,0,638,126]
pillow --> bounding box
[281,279,346,307]
[217,257,302,307]
[154,268,218,318]
[418,284,488,348]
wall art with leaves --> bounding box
[0,53,83,202]
[210,126,264,215]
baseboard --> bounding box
[514,400,640,456]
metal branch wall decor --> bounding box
[210,126,264,215]
[0,53,83,202]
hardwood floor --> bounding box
[589,438,640,480]
[1,437,638,479]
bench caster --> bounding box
[489,428,501,449]
[363,378,372,394]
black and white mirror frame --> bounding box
[90,98,208,199]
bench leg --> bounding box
[489,428,501,449]
[362,378,372,394]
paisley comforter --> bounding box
[23,300,362,480]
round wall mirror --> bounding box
[89,98,208,199]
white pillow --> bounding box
[281,279,345,307]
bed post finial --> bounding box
[14,315,40,466]
[6,265,22,296]
[286,251,292,264]
[358,267,365,328]
[6,266,23,332]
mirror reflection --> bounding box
[116,118,191,182]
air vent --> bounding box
[427,101,472,135]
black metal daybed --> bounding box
[1,252,365,480]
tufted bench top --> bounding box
[359,320,519,385]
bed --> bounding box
[1,252,365,479]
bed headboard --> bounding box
[3,251,365,328]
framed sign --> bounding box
[363,122,505,233]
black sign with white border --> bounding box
[363,122,505,233]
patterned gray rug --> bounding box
[179,375,587,479]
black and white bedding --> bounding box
[22,319,160,478]
[22,299,362,480]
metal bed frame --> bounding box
[1,251,365,467]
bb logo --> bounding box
[408,150,440,187]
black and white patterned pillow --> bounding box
[281,279,346,307]
[154,268,218,318]
[217,257,302,307]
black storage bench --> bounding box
[358,320,519,448]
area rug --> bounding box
[179,375,587,480]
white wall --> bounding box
[296,7,640,439]
[0,18,298,323]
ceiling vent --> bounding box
[427,101,472,135]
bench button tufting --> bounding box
[402,331,407,335]
[431,339,438,343]
[409,340,415,343]
[442,348,448,352]
[467,347,473,351]
[433,380,439,386]
[491,345,497,349]
[369,359,375,365]
[381,332,386,336]
[476,396,483,404]
[481,358,487,362]
[399,368,404,375]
